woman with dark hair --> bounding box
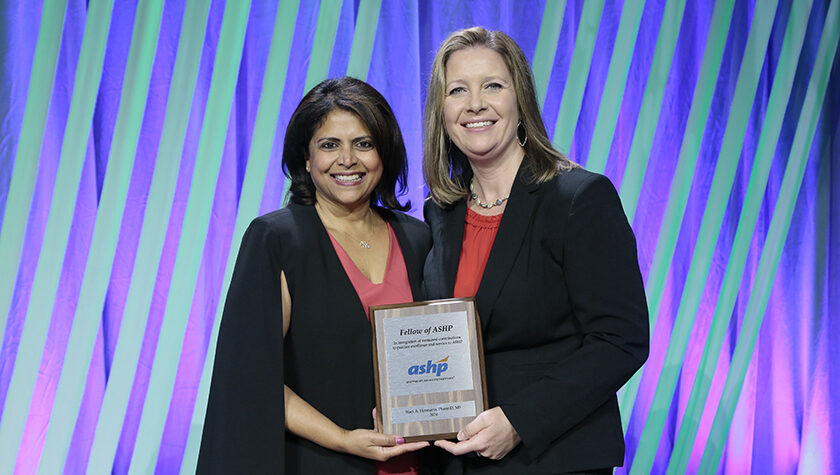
[422,27,649,474]
[198,77,430,474]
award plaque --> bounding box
[370,298,488,442]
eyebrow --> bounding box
[315,135,373,143]
[446,76,510,87]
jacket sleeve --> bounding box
[500,174,649,458]
[197,217,287,473]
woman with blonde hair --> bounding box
[422,27,649,474]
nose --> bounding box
[467,90,486,113]
[338,147,358,167]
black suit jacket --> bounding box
[423,165,648,474]
[197,203,431,474]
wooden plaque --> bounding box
[370,298,488,442]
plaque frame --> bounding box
[370,298,488,442]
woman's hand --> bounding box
[340,428,428,461]
[434,407,521,460]
[285,387,426,461]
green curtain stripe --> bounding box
[35,2,165,472]
[179,3,300,473]
[698,3,839,471]
[126,2,253,472]
[617,0,689,430]
[83,0,213,472]
[0,1,115,470]
[584,0,645,174]
[305,1,343,95]
[630,0,775,472]
[616,0,687,223]
[533,0,566,109]
[551,0,604,154]
[628,0,737,459]
[639,0,735,365]
[346,0,382,81]
[0,0,67,364]
[665,3,813,472]
[281,0,343,205]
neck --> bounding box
[469,153,523,202]
[314,199,378,235]
[314,195,372,221]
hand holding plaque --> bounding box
[370,298,488,442]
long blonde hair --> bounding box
[423,27,576,206]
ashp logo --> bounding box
[407,356,449,377]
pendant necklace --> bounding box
[333,212,375,249]
[341,230,371,249]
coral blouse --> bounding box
[453,208,504,298]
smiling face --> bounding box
[443,47,523,166]
[307,109,383,212]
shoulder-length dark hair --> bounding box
[423,27,577,206]
[282,76,410,211]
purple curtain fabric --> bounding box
[0,0,837,472]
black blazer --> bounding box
[198,203,431,474]
[423,165,649,473]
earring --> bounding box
[305,162,311,172]
[517,121,528,147]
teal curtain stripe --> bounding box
[305,0,343,92]
[639,0,736,354]
[665,2,813,472]
[281,0,343,205]
[0,0,67,364]
[179,2,300,473]
[630,1,776,472]
[584,0,645,174]
[35,1,165,472]
[533,0,566,110]
[698,4,840,471]
[126,2,253,472]
[618,0,689,430]
[84,0,213,472]
[346,0,382,81]
[551,0,605,154]
[616,0,687,223]
[0,1,115,470]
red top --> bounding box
[329,223,418,475]
[453,208,504,298]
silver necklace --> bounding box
[317,203,376,249]
[469,180,509,209]
[333,216,374,249]
[342,230,371,249]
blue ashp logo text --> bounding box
[407,356,449,377]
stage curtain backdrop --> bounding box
[0,0,837,473]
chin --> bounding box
[465,149,501,162]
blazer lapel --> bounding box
[474,163,540,331]
[299,204,368,318]
[439,199,467,297]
